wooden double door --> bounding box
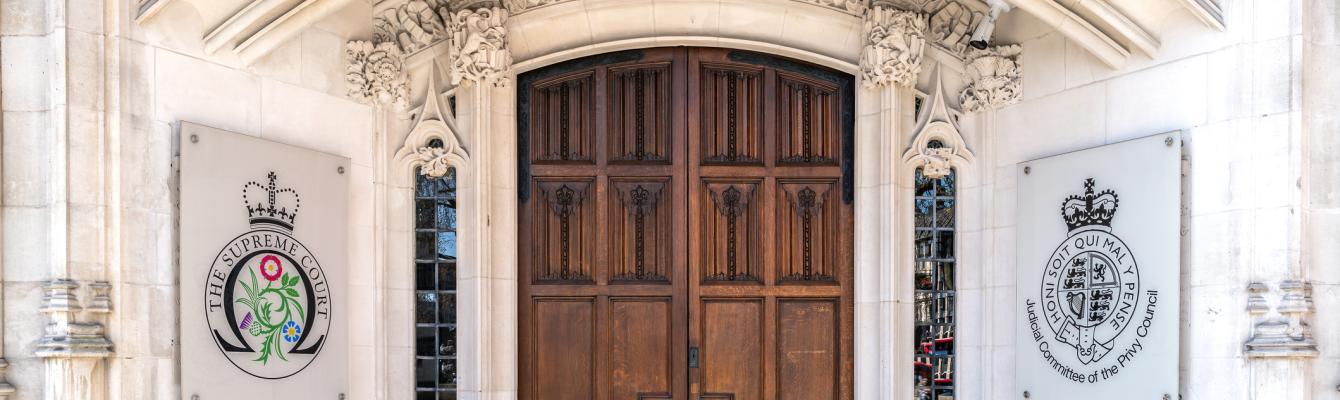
[518,47,854,400]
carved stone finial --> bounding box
[960,44,1022,112]
[1244,280,1318,358]
[449,7,512,87]
[374,0,452,55]
[346,40,410,107]
[860,7,928,88]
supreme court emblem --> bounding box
[205,172,332,379]
[1039,178,1138,366]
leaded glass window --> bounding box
[914,167,955,400]
[415,166,458,399]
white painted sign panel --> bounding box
[1015,132,1181,400]
[180,122,349,398]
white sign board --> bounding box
[1015,132,1181,400]
[180,122,349,398]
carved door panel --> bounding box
[519,48,852,400]
[519,48,689,400]
[686,48,853,400]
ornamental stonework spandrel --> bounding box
[860,7,928,88]
[960,44,1022,112]
[450,7,513,87]
[373,0,452,55]
[345,40,410,108]
[414,146,455,178]
[793,0,868,15]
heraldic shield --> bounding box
[1039,179,1140,365]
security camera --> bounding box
[970,0,1012,49]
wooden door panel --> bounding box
[608,63,674,164]
[700,299,765,400]
[531,178,596,282]
[698,63,764,164]
[520,47,851,400]
[610,298,675,399]
[533,298,595,400]
[699,179,763,282]
[687,48,854,400]
[776,299,840,400]
[776,180,840,283]
[608,178,672,282]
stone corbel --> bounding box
[448,7,513,87]
[346,41,411,108]
[860,6,929,88]
[960,44,1022,113]
[1244,280,1319,358]
[36,280,113,359]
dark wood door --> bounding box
[519,47,853,400]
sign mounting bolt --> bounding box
[338,166,346,174]
[1165,137,1174,146]
[1023,391,1030,398]
[190,134,199,143]
[1024,166,1031,175]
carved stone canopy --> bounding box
[903,67,973,177]
[397,66,470,181]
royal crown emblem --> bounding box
[1061,178,1118,231]
[243,172,301,231]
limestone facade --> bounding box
[0,0,1333,399]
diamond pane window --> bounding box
[415,167,458,400]
[914,168,955,400]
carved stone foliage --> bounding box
[877,0,986,54]
[1244,280,1319,358]
[861,7,929,88]
[449,7,513,86]
[793,0,868,15]
[346,41,410,107]
[960,44,1022,112]
[504,0,571,14]
[374,0,451,55]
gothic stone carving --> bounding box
[346,41,410,107]
[1244,280,1319,358]
[504,0,572,14]
[876,0,986,54]
[960,44,1022,112]
[861,7,928,88]
[450,7,513,86]
[374,0,451,55]
[903,68,973,178]
[793,0,868,15]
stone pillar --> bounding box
[446,6,517,400]
[1302,0,1340,396]
[854,6,925,400]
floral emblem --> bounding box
[260,255,283,281]
[282,321,303,343]
[236,257,308,364]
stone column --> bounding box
[446,6,517,400]
[1303,0,1340,396]
[853,6,925,400]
